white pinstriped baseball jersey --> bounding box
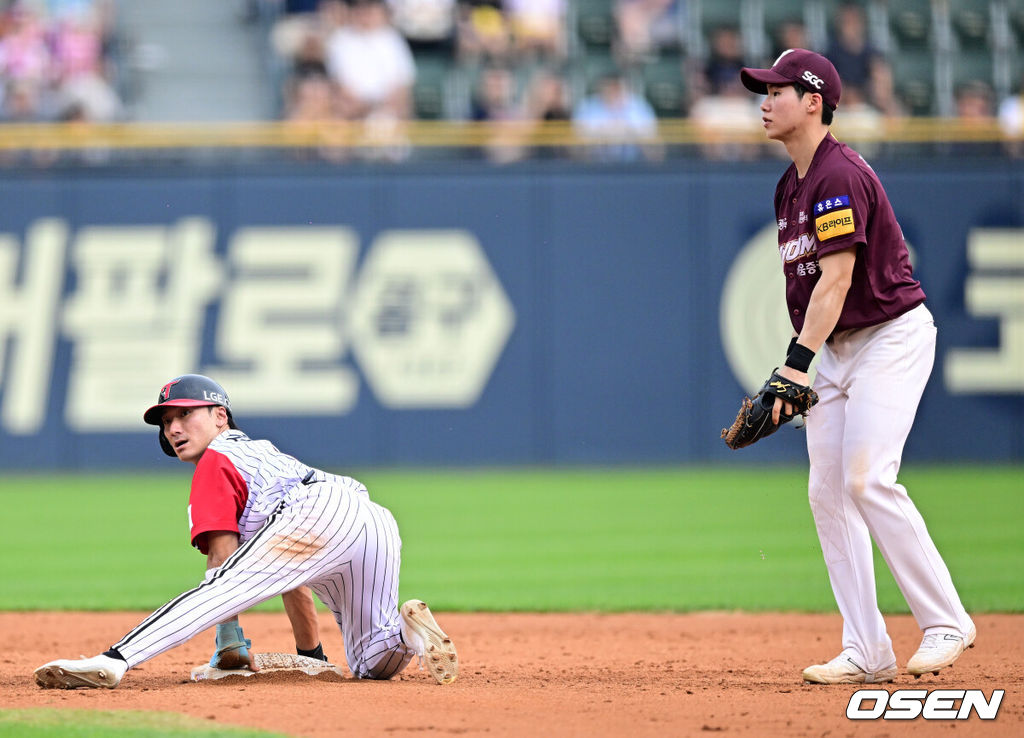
[110,428,413,680]
[188,430,368,552]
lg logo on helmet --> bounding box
[801,70,824,89]
[160,379,181,401]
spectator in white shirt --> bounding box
[326,0,416,120]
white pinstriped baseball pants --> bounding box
[805,304,973,670]
[112,482,414,679]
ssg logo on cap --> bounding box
[801,70,824,89]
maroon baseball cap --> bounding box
[740,49,842,109]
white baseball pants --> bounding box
[805,303,973,670]
[112,482,414,679]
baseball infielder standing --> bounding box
[35,374,458,688]
[738,50,975,683]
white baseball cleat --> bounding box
[908,624,976,677]
[400,599,458,685]
[802,651,897,684]
[34,654,128,689]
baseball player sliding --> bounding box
[731,50,975,684]
[34,374,457,689]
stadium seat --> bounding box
[579,49,620,84]
[949,0,992,49]
[815,0,846,19]
[413,53,452,120]
[889,0,933,49]
[576,0,616,51]
[570,50,631,102]
[890,48,937,115]
[697,0,746,40]
[762,0,808,43]
[1009,0,1024,45]
[641,55,686,116]
[1013,46,1024,89]
[953,48,995,90]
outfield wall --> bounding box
[0,161,1020,468]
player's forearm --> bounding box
[282,587,320,651]
[798,283,848,350]
[205,531,241,569]
[796,251,855,351]
[204,532,244,626]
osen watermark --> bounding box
[847,689,1004,720]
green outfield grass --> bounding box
[1,466,1021,613]
[0,709,287,737]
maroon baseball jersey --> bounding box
[773,133,925,334]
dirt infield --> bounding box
[2,612,1020,736]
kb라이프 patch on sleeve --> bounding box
[814,195,855,241]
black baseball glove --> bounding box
[721,369,819,449]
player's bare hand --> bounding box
[210,621,258,670]
[211,647,259,671]
[772,366,810,424]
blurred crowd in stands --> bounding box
[257,0,1024,161]
[1,0,1022,163]
[0,0,122,123]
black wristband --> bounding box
[298,643,326,661]
[785,342,815,373]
